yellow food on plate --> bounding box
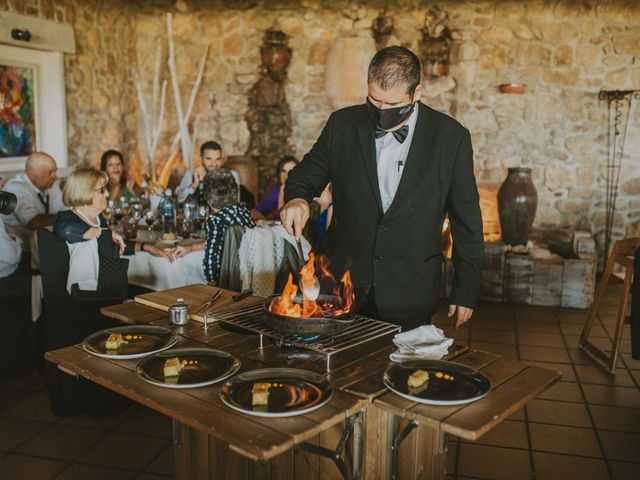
[162,232,177,241]
[163,357,185,378]
[252,382,271,406]
[105,333,126,350]
[407,369,429,388]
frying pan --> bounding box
[263,293,354,336]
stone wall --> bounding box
[3,0,640,256]
[0,0,138,170]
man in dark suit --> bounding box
[282,46,483,330]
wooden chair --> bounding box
[579,237,640,373]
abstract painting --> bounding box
[0,64,37,158]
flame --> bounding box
[268,253,354,318]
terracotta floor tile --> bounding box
[516,320,561,334]
[582,384,640,409]
[529,423,601,457]
[0,388,36,414]
[0,453,66,479]
[590,405,640,432]
[522,361,576,382]
[520,345,571,364]
[117,407,172,439]
[526,399,592,428]
[574,365,636,387]
[562,322,607,337]
[610,461,640,480]
[568,347,603,366]
[469,341,519,360]
[532,451,609,480]
[78,431,168,471]
[456,444,531,480]
[467,419,528,449]
[619,353,640,371]
[56,463,137,480]
[1,373,46,393]
[517,332,565,348]
[472,316,516,331]
[557,310,589,324]
[470,327,517,345]
[16,424,106,461]
[514,305,557,321]
[0,417,49,452]
[3,392,60,423]
[144,445,174,476]
[134,473,173,480]
[56,412,128,431]
[629,369,640,385]
[537,381,584,403]
[597,430,640,463]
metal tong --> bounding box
[196,289,222,314]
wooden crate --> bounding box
[503,253,534,304]
[561,254,597,309]
[481,242,507,302]
[531,257,564,306]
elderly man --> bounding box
[3,152,66,246]
[281,46,483,331]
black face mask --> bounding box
[366,96,416,131]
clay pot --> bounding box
[261,44,292,83]
[497,168,538,246]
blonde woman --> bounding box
[54,168,169,292]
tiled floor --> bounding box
[0,283,638,479]
[431,283,640,480]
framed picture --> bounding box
[0,44,67,173]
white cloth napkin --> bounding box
[389,325,453,362]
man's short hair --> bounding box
[203,168,238,210]
[63,168,108,207]
[200,141,222,156]
[367,46,421,95]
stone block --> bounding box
[542,68,581,86]
[554,45,573,67]
[480,26,514,47]
[622,178,640,195]
[545,164,575,190]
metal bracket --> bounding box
[295,414,358,480]
[390,419,419,480]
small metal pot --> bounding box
[168,298,190,326]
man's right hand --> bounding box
[281,198,310,240]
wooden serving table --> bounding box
[45,285,562,480]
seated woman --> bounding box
[54,168,169,293]
[100,149,138,200]
[169,168,255,283]
[252,155,298,220]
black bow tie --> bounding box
[375,125,409,144]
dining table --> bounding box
[45,284,562,480]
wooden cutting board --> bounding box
[134,283,265,323]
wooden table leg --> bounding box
[365,405,447,480]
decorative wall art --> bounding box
[0,44,67,173]
[0,63,37,158]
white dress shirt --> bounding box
[374,106,419,213]
[0,215,22,278]
[2,173,65,244]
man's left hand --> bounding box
[448,305,474,329]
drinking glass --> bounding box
[144,209,157,238]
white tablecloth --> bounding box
[124,249,206,291]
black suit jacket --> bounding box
[285,102,484,328]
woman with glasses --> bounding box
[54,168,169,293]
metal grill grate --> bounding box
[209,303,400,371]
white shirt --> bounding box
[3,173,66,245]
[0,215,22,278]
[176,168,242,203]
[374,106,419,213]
